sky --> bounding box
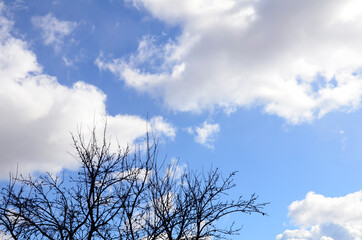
[1,0,362,239]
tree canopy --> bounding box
[0,127,268,240]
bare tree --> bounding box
[0,127,268,240]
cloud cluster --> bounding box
[32,13,77,52]
[186,122,220,149]
[0,3,175,178]
[98,0,362,123]
[277,191,362,240]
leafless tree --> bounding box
[0,126,268,240]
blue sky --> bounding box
[1,0,362,239]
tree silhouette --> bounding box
[0,127,268,240]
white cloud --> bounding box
[62,55,73,66]
[99,0,362,123]
[165,158,187,180]
[32,13,76,52]
[150,116,176,140]
[0,3,175,178]
[276,191,362,240]
[187,122,220,149]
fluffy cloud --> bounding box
[150,116,176,140]
[32,13,76,52]
[276,191,362,240]
[186,122,220,149]
[98,0,362,123]
[165,158,187,180]
[0,3,175,178]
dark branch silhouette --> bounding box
[0,126,268,240]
